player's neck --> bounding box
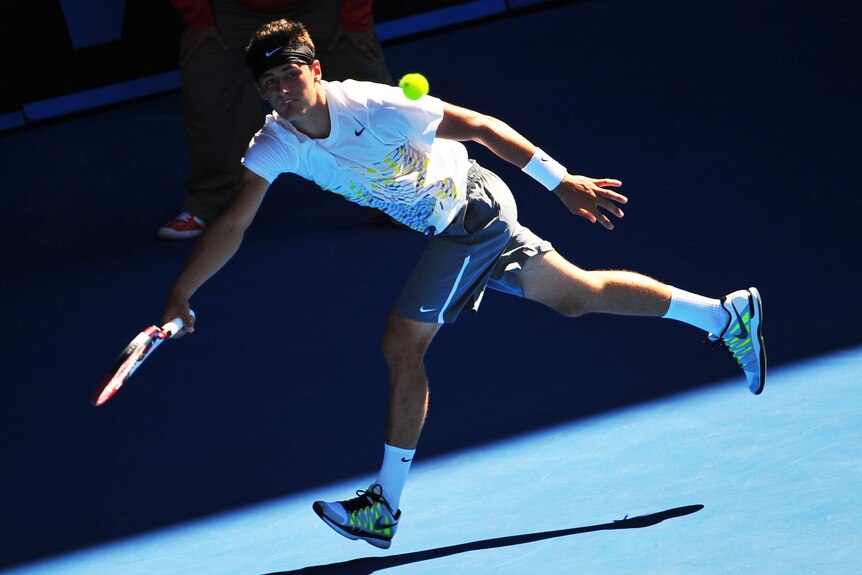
[290,89,330,139]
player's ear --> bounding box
[312,60,322,82]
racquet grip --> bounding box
[161,309,195,338]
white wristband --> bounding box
[522,148,567,191]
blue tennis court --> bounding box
[2,1,860,573]
[3,350,861,574]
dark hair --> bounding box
[245,19,316,82]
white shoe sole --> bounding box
[313,502,393,549]
[748,287,766,395]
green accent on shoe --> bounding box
[707,288,766,395]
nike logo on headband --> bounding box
[265,47,280,58]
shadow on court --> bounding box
[263,505,704,575]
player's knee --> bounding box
[553,299,591,318]
[553,278,607,318]
[381,327,428,370]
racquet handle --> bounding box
[162,310,195,338]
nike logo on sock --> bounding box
[401,457,412,463]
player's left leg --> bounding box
[313,314,440,549]
[514,250,766,393]
[515,250,672,317]
[313,163,515,548]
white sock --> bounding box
[373,443,415,511]
[663,286,728,335]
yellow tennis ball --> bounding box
[399,73,429,100]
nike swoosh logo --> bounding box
[353,117,366,136]
[419,306,436,313]
[401,457,412,463]
[374,517,398,531]
[265,47,280,58]
[730,303,749,340]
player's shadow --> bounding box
[261,504,704,575]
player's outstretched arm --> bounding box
[162,168,270,335]
[436,102,627,229]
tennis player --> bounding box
[161,19,766,549]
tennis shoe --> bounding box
[158,212,205,240]
[313,484,400,549]
[707,287,766,394]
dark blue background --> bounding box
[2,0,860,568]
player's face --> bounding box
[257,61,322,120]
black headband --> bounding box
[247,44,315,82]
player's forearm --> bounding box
[169,218,246,300]
[170,171,269,300]
[473,115,537,169]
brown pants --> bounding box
[178,0,393,221]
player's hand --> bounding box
[330,28,381,62]
[161,293,196,338]
[179,26,228,65]
[553,175,627,230]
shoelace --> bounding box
[342,484,391,514]
[705,337,730,353]
[704,335,753,367]
[339,485,398,534]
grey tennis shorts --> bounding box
[392,161,555,324]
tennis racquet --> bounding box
[91,311,194,407]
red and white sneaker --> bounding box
[158,212,205,240]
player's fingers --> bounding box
[597,212,615,230]
[164,307,194,337]
[182,310,196,334]
[599,199,624,219]
[597,188,628,205]
[577,208,597,223]
[594,178,622,188]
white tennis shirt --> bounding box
[242,79,471,234]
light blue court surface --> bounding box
[4,347,860,575]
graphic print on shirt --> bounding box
[327,142,459,233]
